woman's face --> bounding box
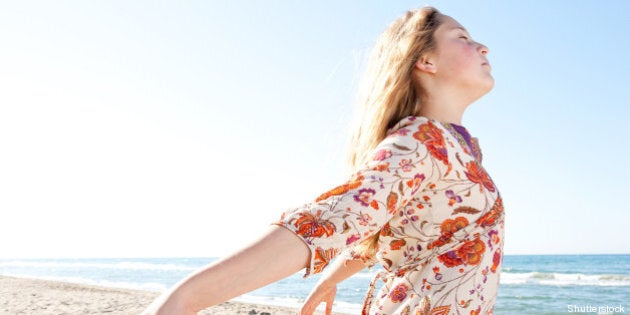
[429,15,494,97]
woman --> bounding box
[143,6,504,315]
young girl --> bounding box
[143,6,504,315]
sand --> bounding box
[0,276,350,315]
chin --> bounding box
[469,82,494,102]
[463,77,495,101]
[480,77,495,94]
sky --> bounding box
[1,1,629,259]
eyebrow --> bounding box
[450,26,469,33]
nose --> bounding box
[478,43,489,55]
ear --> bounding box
[414,55,437,74]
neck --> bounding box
[419,105,464,125]
[417,87,477,125]
[418,101,467,126]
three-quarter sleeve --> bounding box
[274,118,435,276]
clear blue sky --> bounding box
[1,1,628,258]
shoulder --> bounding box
[385,116,448,144]
[367,116,447,166]
[387,116,431,134]
[379,116,455,169]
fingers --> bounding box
[325,286,336,315]
[325,300,333,315]
[300,284,337,315]
[299,305,311,315]
[299,298,318,315]
[299,297,324,314]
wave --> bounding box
[353,269,630,287]
[501,271,630,287]
[4,259,628,290]
[0,260,199,272]
[355,270,630,287]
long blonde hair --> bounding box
[348,7,443,259]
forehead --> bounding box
[437,15,468,33]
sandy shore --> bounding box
[0,275,351,315]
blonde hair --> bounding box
[348,7,442,259]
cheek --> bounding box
[442,46,478,75]
[458,53,479,74]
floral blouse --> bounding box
[276,116,504,315]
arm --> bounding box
[300,257,367,315]
[142,226,310,315]
[277,118,434,277]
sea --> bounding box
[1,254,628,314]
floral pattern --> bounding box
[276,116,504,314]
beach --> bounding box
[1,255,629,314]
[0,275,348,315]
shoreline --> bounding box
[0,275,351,315]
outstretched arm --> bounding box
[300,256,367,315]
[142,226,310,315]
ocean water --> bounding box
[1,254,628,314]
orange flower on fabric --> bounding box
[372,162,390,172]
[390,239,406,250]
[438,250,464,267]
[292,211,335,238]
[476,196,503,228]
[416,305,452,315]
[428,217,469,249]
[413,121,449,166]
[438,238,486,268]
[491,248,502,273]
[442,217,469,235]
[312,247,338,274]
[370,200,380,210]
[354,188,376,207]
[315,175,364,202]
[458,238,486,265]
[387,192,399,214]
[464,161,495,193]
[406,173,426,194]
[380,222,394,237]
[389,283,409,303]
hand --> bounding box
[299,282,337,315]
